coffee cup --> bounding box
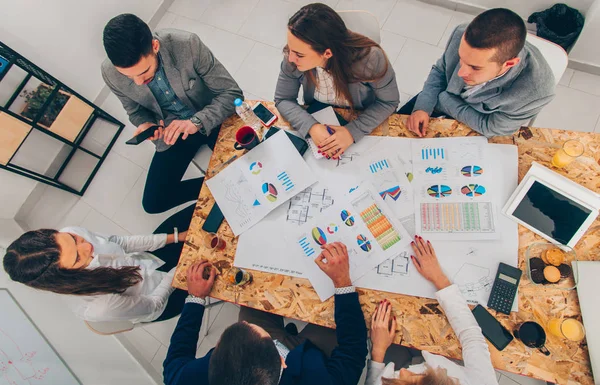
[513,321,550,356]
[234,126,260,151]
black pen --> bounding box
[210,154,238,175]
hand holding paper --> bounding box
[315,242,352,288]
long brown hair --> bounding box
[286,3,388,107]
[3,229,142,296]
[381,366,459,385]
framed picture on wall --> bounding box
[0,288,81,385]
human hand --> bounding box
[178,230,188,243]
[314,242,351,288]
[370,300,397,363]
[407,110,430,137]
[134,121,164,141]
[410,236,451,290]
[318,125,354,159]
[186,260,217,298]
[308,124,331,147]
[163,119,199,145]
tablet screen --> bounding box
[512,181,592,244]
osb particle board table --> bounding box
[174,101,600,385]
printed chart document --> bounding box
[291,183,411,301]
[207,130,317,235]
[410,137,499,241]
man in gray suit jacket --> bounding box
[102,14,242,214]
[399,8,555,138]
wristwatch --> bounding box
[185,294,207,306]
[190,115,207,135]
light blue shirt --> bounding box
[147,53,196,120]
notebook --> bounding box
[307,107,341,159]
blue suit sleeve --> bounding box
[326,292,368,385]
[163,303,206,385]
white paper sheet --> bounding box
[410,137,499,240]
[291,183,412,301]
[207,130,317,235]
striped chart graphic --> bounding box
[298,236,315,257]
[360,204,401,250]
[277,171,295,191]
[369,159,390,174]
[421,148,445,160]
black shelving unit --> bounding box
[0,41,124,196]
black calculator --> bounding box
[487,263,522,315]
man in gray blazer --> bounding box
[399,8,555,138]
[101,14,242,214]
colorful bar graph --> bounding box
[298,236,315,257]
[421,148,446,160]
[359,204,401,250]
[420,202,495,233]
[277,171,295,191]
[369,159,390,174]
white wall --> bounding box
[570,0,600,67]
[0,0,162,220]
[0,220,155,385]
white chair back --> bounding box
[526,33,568,86]
[337,10,381,43]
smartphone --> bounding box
[126,125,161,145]
[202,203,225,233]
[472,305,514,351]
[252,102,278,127]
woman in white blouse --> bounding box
[367,235,498,385]
[3,205,195,324]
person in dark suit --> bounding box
[101,14,243,214]
[163,242,368,385]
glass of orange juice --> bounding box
[548,318,586,342]
[551,140,584,168]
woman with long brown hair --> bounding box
[275,3,399,159]
[366,236,498,385]
[3,205,196,324]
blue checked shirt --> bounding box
[147,54,196,120]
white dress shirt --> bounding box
[60,227,175,324]
[366,284,498,385]
[313,67,351,107]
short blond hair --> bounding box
[381,366,459,385]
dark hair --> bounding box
[103,13,154,68]
[3,229,142,295]
[208,322,281,385]
[286,3,388,107]
[465,8,526,64]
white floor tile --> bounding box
[22,187,80,230]
[380,30,407,66]
[196,332,219,358]
[80,208,130,235]
[123,327,162,363]
[437,11,474,48]
[111,174,180,236]
[568,70,600,96]
[143,315,182,347]
[155,11,178,30]
[56,199,93,229]
[239,0,299,49]
[234,42,284,100]
[533,85,600,132]
[206,302,240,338]
[172,16,256,76]
[81,151,144,218]
[150,344,169,378]
[168,0,211,21]
[383,0,453,46]
[335,0,397,27]
[558,67,574,87]
[101,94,156,171]
[399,91,415,109]
[284,0,340,7]
[191,145,213,173]
[393,38,444,97]
[495,370,502,381]
[199,0,260,33]
[595,116,600,133]
[499,370,546,385]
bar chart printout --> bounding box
[420,202,495,233]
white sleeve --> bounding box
[108,234,168,253]
[435,284,498,385]
[365,360,394,385]
[84,269,176,322]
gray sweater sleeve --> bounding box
[344,48,399,142]
[274,60,319,138]
[189,33,243,135]
[436,91,554,137]
[412,28,456,115]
